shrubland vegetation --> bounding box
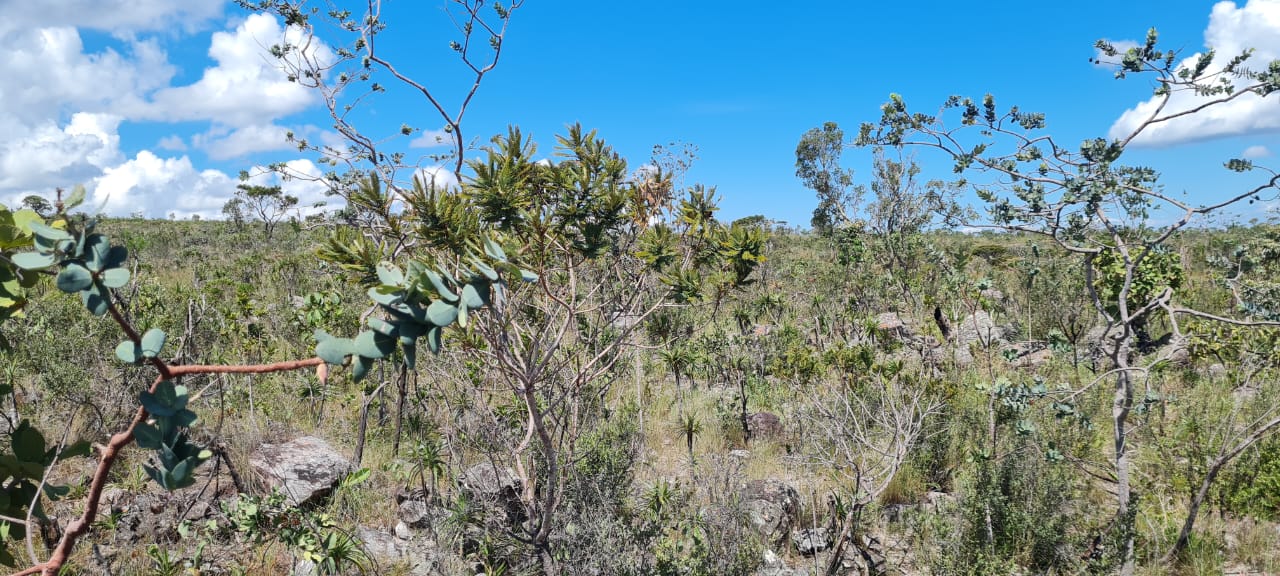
[0,3,1279,576]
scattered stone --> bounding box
[747,412,783,440]
[742,480,800,544]
[399,499,432,529]
[394,521,413,541]
[791,527,831,555]
[956,310,1012,348]
[729,449,751,460]
[925,491,956,513]
[249,436,350,507]
[459,464,521,500]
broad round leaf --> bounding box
[82,283,108,316]
[461,282,488,310]
[26,221,71,243]
[84,233,111,272]
[10,252,55,270]
[55,264,93,293]
[351,355,372,382]
[101,267,130,289]
[141,328,167,358]
[103,245,128,270]
[376,262,404,286]
[316,337,355,365]
[115,340,142,364]
[354,330,395,359]
[426,300,458,327]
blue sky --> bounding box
[2,0,1278,225]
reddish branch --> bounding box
[12,295,326,575]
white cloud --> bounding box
[92,151,238,219]
[139,13,331,127]
[0,9,339,219]
[409,129,455,149]
[244,159,335,216]
[193,123,296,160]
[0,113,123,192]
[0,1,223,36]
[1109,0,1280,146]
[416,166,460,190]
[0,27,173,123]
[157,135,187,151]
[1243,144,1273,158]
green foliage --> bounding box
[134,381,211,491]
[1091,246,1184,317]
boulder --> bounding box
[459,464,521,500]
[791,527,831,555]
[742,480,799,544]
[747,412,784,440]
[956,310,1013,348]
[250,436,350,507]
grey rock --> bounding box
[742,480,799,544]
[250,436,350,507]
[792,527,831,555]
[957,310,1010,348]
[395,520,413,540]
[459,464,521,499]
[747,412,784,440]
[925,490,956,513]
[729,449,751,460]
[356,526,440,576]
[399,499,432,529]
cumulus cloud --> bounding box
[1108,0,1280,146]
[140,13,330,126]
[93,151,237,219]
[0,8,338,219]
[157,135,187,151]
[0,0,223,36]
[1242,144,1273,158]
[193,123,297,160]
[409,129,455,149]
[0,113,123,192]
[244,159,334,216]
[416,166,461,190]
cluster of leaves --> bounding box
[224,490,366,574]
[314,236,532,381]
[0,421,89,565]
[134,381,211,490]
[9,191,129,318]
[1091,246,1184,316]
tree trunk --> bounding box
[1113,340,1135,576]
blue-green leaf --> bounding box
[461,282,487,309]
[103,245,128,270]
[141,328,166,358]
[135,423,163,449]
[27,222,70,243]
[11,252,55,270]
[316,337,355,365]
[376,262,404,286]
[424,269,458,302]
[426,300,457,326]
[115,340,142,364]
[56,263,93,292]
[101,267,130,289]
[351,355,372,382]
[82,283,108,316]
[483,237,507,261]
[426,327,442,354]
[84,233,110,272]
